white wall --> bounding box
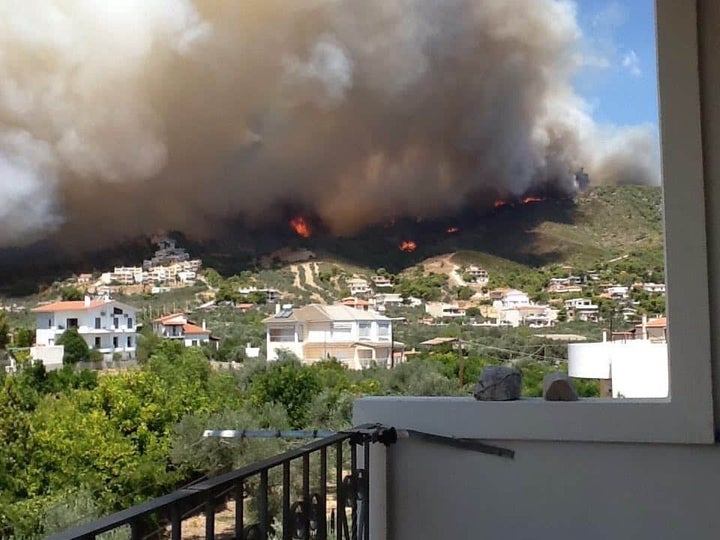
[368,435,720,540]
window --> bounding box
[95,317,101,329]
[113,307,123,315]
[127,318,133,329]
[127,336,132,347]
[66,318,78,329]
[377,323,390,341]
[113,318,119,329]
[359,322,372,340]
[112,337,118,348]
[355,4,716,445]
[191,340,198,346]
[269,327,295,342]
[332,322,353,341]
[94,337,101,348]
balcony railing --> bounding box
[45,424,397,540]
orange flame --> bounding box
[399,240,417,252]
[522,196,545,204]
[290,216,312,238]
[446,226,460,234]
[493,200,508,209]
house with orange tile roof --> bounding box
[152,313,218,348]
[32,297,139,360]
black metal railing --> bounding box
[45,424,397,540]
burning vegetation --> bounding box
[399,240,417,252]
[290,217,312,238]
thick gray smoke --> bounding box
[0,0,659,248]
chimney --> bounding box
[276,303,281,315]
[641,314,648,341]
[202,319,206,331]
[84,295,91,307]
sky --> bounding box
[574,0,659,127]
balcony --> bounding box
[46,425,396,540]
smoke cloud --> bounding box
[0,0,660,248]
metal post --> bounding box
[363,441,370,540]
[259,470,269,540]
[170,505,182,540]
[335,442,344,540]
[350,442,357,540]
[319,447,328,540]
[205,495,215,540]
[302,454,310,540]
[283,461,291,540]
[235,481,244,540]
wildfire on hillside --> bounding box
[399,240,417,252]
[446,226,460,234]
[494,200,508,209]
[522,195,545,204]
[494,195,547,209]
[289,216,312,238]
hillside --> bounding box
[0,185,664,299]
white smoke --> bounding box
[0,0,660,248]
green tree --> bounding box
[56,329,90,365]
[60,287,83,301]
[249,359,322,428]
[0,312,9,349]
[13,327,34,348]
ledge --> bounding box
[353,396,714,445]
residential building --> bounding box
[565,297,600,322]
[264,304,394,369]
[77,273,93,284]
[371,276,394,288]
[112,266,144,285]
[143,237,191,269]
[643,282,667,294]
[425,302,466,318]
[33,297,138,360]
[547,283,584,294]
[347,277,371,296]
[607,285,630,299]
[500,305,557,328]
[238,287,280,303]
[152,313,218,348]
[497,289,530,308]
[465,266,489,284]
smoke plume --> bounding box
[0,0,660,248]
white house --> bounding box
[565,297,600,322]
[607,285,630,299]
[465,266,489,284]
[33,297,138,360]
[425,302,466,318]
[497,289,530,308]
[112,266,144,285]
[371,276,394,288]
[152,313,218,347]
[643,282,667,294]
[264,304,394,369]
[347,277,371,296]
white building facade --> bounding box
[33,298,138,360]
[152,313,216,347]
[264,304,394,369]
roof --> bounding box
[33,299,112,313]
[264,304,390,324]
[183,323,210,335]
[644,317,668,328]
[420,337,458,346]
[154,313,187,325]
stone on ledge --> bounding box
[473,366,522,401]
[542,372,578,401]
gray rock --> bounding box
[473,366,522,401]
[543,372,578,401]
